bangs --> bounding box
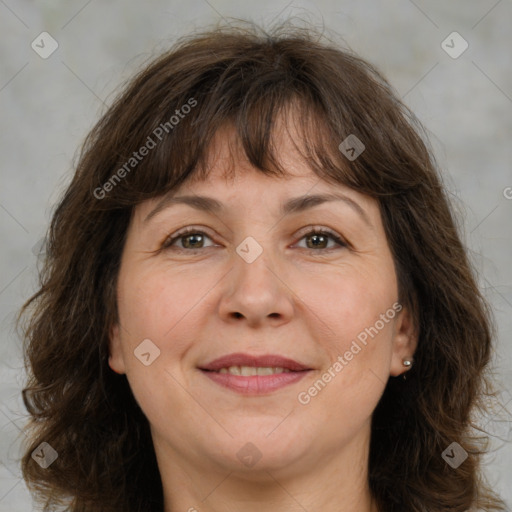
[87,32,415,211]
[87,29,428,216]
[98,93,361,209]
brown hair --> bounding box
[18,20,507,512]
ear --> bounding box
[108,323,126,375]
[389,305,417,377]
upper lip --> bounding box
[199,353,312,372]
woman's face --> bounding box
[109,121,416,480]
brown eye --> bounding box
[163,229,215,251]
[296,229,347,251]
[162,227,347,253]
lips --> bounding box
[199,353,311,372]
[198,353,313,395]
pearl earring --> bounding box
[402,358,413,380]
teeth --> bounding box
[217,366,291,376]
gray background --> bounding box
[1,0,511,510]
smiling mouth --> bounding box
[198,352,312,372]
[199,368,310,394]
[209,366,294,376]
[198,353,312,394]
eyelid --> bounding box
[292,225,348,250]
[161,225,217,249]
[161,225,348,251]
[294,225,342,240]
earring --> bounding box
[402,358,413,380]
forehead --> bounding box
[185,110,330,188]
[135,134,379,232]
[181,119,374,208]
[135,105,379,222]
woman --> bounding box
[18,21,507,512]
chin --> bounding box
[205,421,311,473]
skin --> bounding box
[108,115,417,512]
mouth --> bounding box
[198,353,313,395]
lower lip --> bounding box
[200,370,311,395]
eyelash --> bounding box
[161,226,347,253]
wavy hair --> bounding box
[18,20,507,512]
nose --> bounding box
[217,242,294,328]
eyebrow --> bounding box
[143,192,373,228]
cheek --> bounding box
[310,274,397,410]
[296,264,397,345]
[298,315,394,436]
[116,265,217,380]
[118,265,205,339]
[295,266,397,411]
[115,269,202,422]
